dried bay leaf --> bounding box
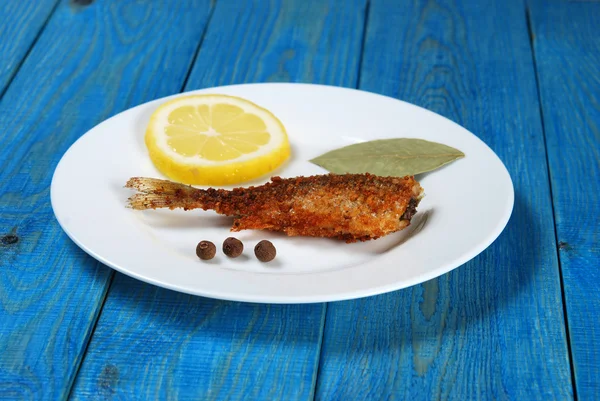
[310,138,464,176]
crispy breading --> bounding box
[126,173,423,242]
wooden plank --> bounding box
[0,1,213,399]
[315,0,574,399]
[69,1,366,400]
[0,1,59,97]
[528,1,600,399]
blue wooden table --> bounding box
[1,0,598,399]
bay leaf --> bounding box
[309,138,464,176]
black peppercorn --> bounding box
[223,237,243,258]
[196,240,216,260]
[254,240,276,262]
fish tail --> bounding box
[125,177,209,210]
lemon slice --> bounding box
[145,94,291,185]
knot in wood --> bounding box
[1,234,19,245]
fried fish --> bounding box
[126,173,423,243]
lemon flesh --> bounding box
[145,94,290,185]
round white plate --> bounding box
[51,83,513,303]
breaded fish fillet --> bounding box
[126,173,423,242]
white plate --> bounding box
[51,83,514,303]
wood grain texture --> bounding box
[186,0,365,87]
[0,0,59,97]
[69,0,366,400]
[528,1,600,399]
[0,1,212,399]
[315,0,574,399]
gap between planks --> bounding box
[0,0,61,102]
[524,5,578,400]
